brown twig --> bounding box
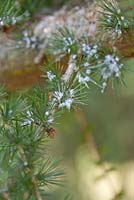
[62,55,76,83]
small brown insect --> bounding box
[47,128,56,139]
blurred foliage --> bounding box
[18,0,70,16]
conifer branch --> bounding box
[17,144,43,200]
[0,0,133,199]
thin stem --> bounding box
[62,55,76,83]
[17,145,43,200]
[32,177,43,200]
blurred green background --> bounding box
[46,58,134,200]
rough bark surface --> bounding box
[0,1,100,89]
